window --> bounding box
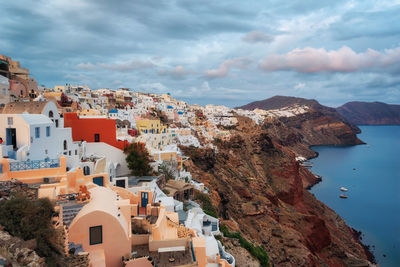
[35,127,40,138]
[89,226,102,245]
[7,117,13,125]
[75,150,77,155]
[63,140,67,150]
[94,134,100,142]
[48,110,54,118]
[46,126,50,137]
[116,179,126,188]
[83,166,90,175]
[55,120,59,128]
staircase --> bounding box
[62,204,84,226]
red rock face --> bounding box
[182,115,373,266]
[303,215,331,253]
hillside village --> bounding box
[0,55,317,267]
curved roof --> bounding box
[69,186,128,234]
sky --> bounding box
[1,0,400,107]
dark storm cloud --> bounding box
[0,0,399,106]
[329,7,400,41]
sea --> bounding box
[309,125,400,267]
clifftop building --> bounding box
[0,55,38,99]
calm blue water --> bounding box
[309,126,400,267]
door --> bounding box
[6,128,16,149]
[141,192,148,207]
[92,176,104,186]
[94,134,100,142]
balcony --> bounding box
[9,158,60,171]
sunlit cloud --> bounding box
[259,46,400,73]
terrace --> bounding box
[129,244,195,267]
[9,158,60,171]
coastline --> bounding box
[305,141,379,265]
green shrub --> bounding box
[193,191,218,218]
[0,194,62,265]
[220,224,269,267]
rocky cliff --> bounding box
[182,115,374,266]
[0,227,45,267]
[337,101,400,125]
[237,96,364,158]
[262,109,364,158]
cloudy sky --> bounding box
[1,0,400,107]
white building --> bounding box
[0,114,80,169]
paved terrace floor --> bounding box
[131,245,195,267]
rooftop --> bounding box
[1,101,49,114]
[131,245,194,266]
[19,113,52,125]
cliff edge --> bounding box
[182,115,374,266]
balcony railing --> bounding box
[9,159,60,171]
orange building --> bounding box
[64,113,130,150]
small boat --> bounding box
[339,194,348,199]
[340,187,348,192]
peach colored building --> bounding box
[36,172,233,267]
[0,156,67,184]
[0,54,38,98]
[69,186,131,267]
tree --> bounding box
[0,194,63,265]
[124,143,153,176]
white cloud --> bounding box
[77,62,96,70]
[98,59,155,71]
[259,46,400,73]
[136,82,168,94]
[242,31,274,43]
[294,82,306,89]
[64,74,86,80]
[159,65,193,79]
[77,59,155,72]
[204,57,252,79]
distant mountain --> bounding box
[236,95,320,111]
[337,101,400,125]
[336,102,400,125]
[236,95,360,132]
